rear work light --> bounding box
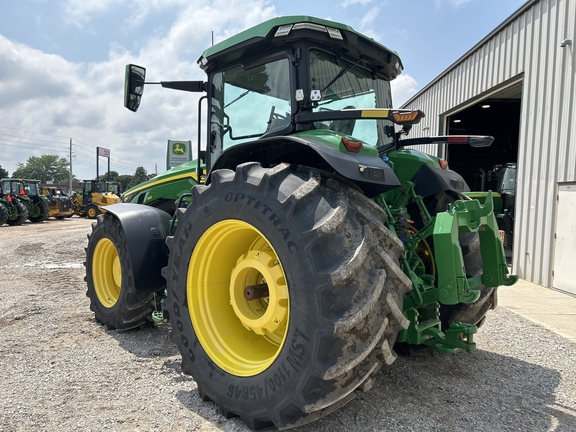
[275,23,343,40]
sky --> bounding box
[0,0,527,181]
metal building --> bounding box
[401,0,576,294]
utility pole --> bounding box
[69,138,73,193]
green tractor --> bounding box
[2,179,50,223]
[121,160,199,213]
[0,179,30,226]
[85,16,517,430]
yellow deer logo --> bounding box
[173,143,186,155]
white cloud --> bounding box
[340,0,373,8]
[61,0,120,27]
[358,6,380,32]
[434,0,472,8]
[0,0,278,179]
[390,74,418,107]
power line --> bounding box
[0,125,158,174]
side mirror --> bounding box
[124,64,146,112]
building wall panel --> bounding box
[400,0,575,287]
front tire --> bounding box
[86,204,100,219]
[84,214,155,330]
[164,163,411,429]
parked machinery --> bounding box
[84,16,517,430]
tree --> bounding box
[116,175,133,192]
[128,166,148,189]
[98,171,119,182]
[12,155,71,183]
[0,165,8,178]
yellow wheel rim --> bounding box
[87,207,97,218]
[92,238,122,308]
[188,220,289,377]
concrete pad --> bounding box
[498,279,576,344]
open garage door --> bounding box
[446,80,522,189]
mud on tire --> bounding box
[84,213,155,330]
[164,162,411,429]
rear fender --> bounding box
[208,136,400,197]
[103,203,172,292]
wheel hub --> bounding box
[229,250,288,336]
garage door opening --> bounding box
[445,80,522,257]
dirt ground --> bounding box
[1,217,575,431]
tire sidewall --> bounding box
[167,176,329,414]
[86,217,134,324]
[86,205,98,219]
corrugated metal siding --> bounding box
[400,0,576,287]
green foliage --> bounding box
[97,171,120,182]
[94,168,150,191]
[116,175,133,192]
[0,165,8,178]
[129,166,148,189]
[12,155,71,183]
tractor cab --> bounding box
[125,16,424,196]
[23,180,42,199]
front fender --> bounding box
[104,203,172,292]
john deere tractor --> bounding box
[121,160,199,214]
[0,181,27,226]
[1,178,48,223]
[85,16,516,430]
[73,180,121,218]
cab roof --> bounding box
[198,15,403,80]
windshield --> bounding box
[24,183,40,197]
[211,58,291,155]
[109,184,120,195]
[498,167,516,195]
[309,49,395,148]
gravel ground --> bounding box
[1,217,575,431]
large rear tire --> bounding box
[84,214,155,330]
[164,162,411,429]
